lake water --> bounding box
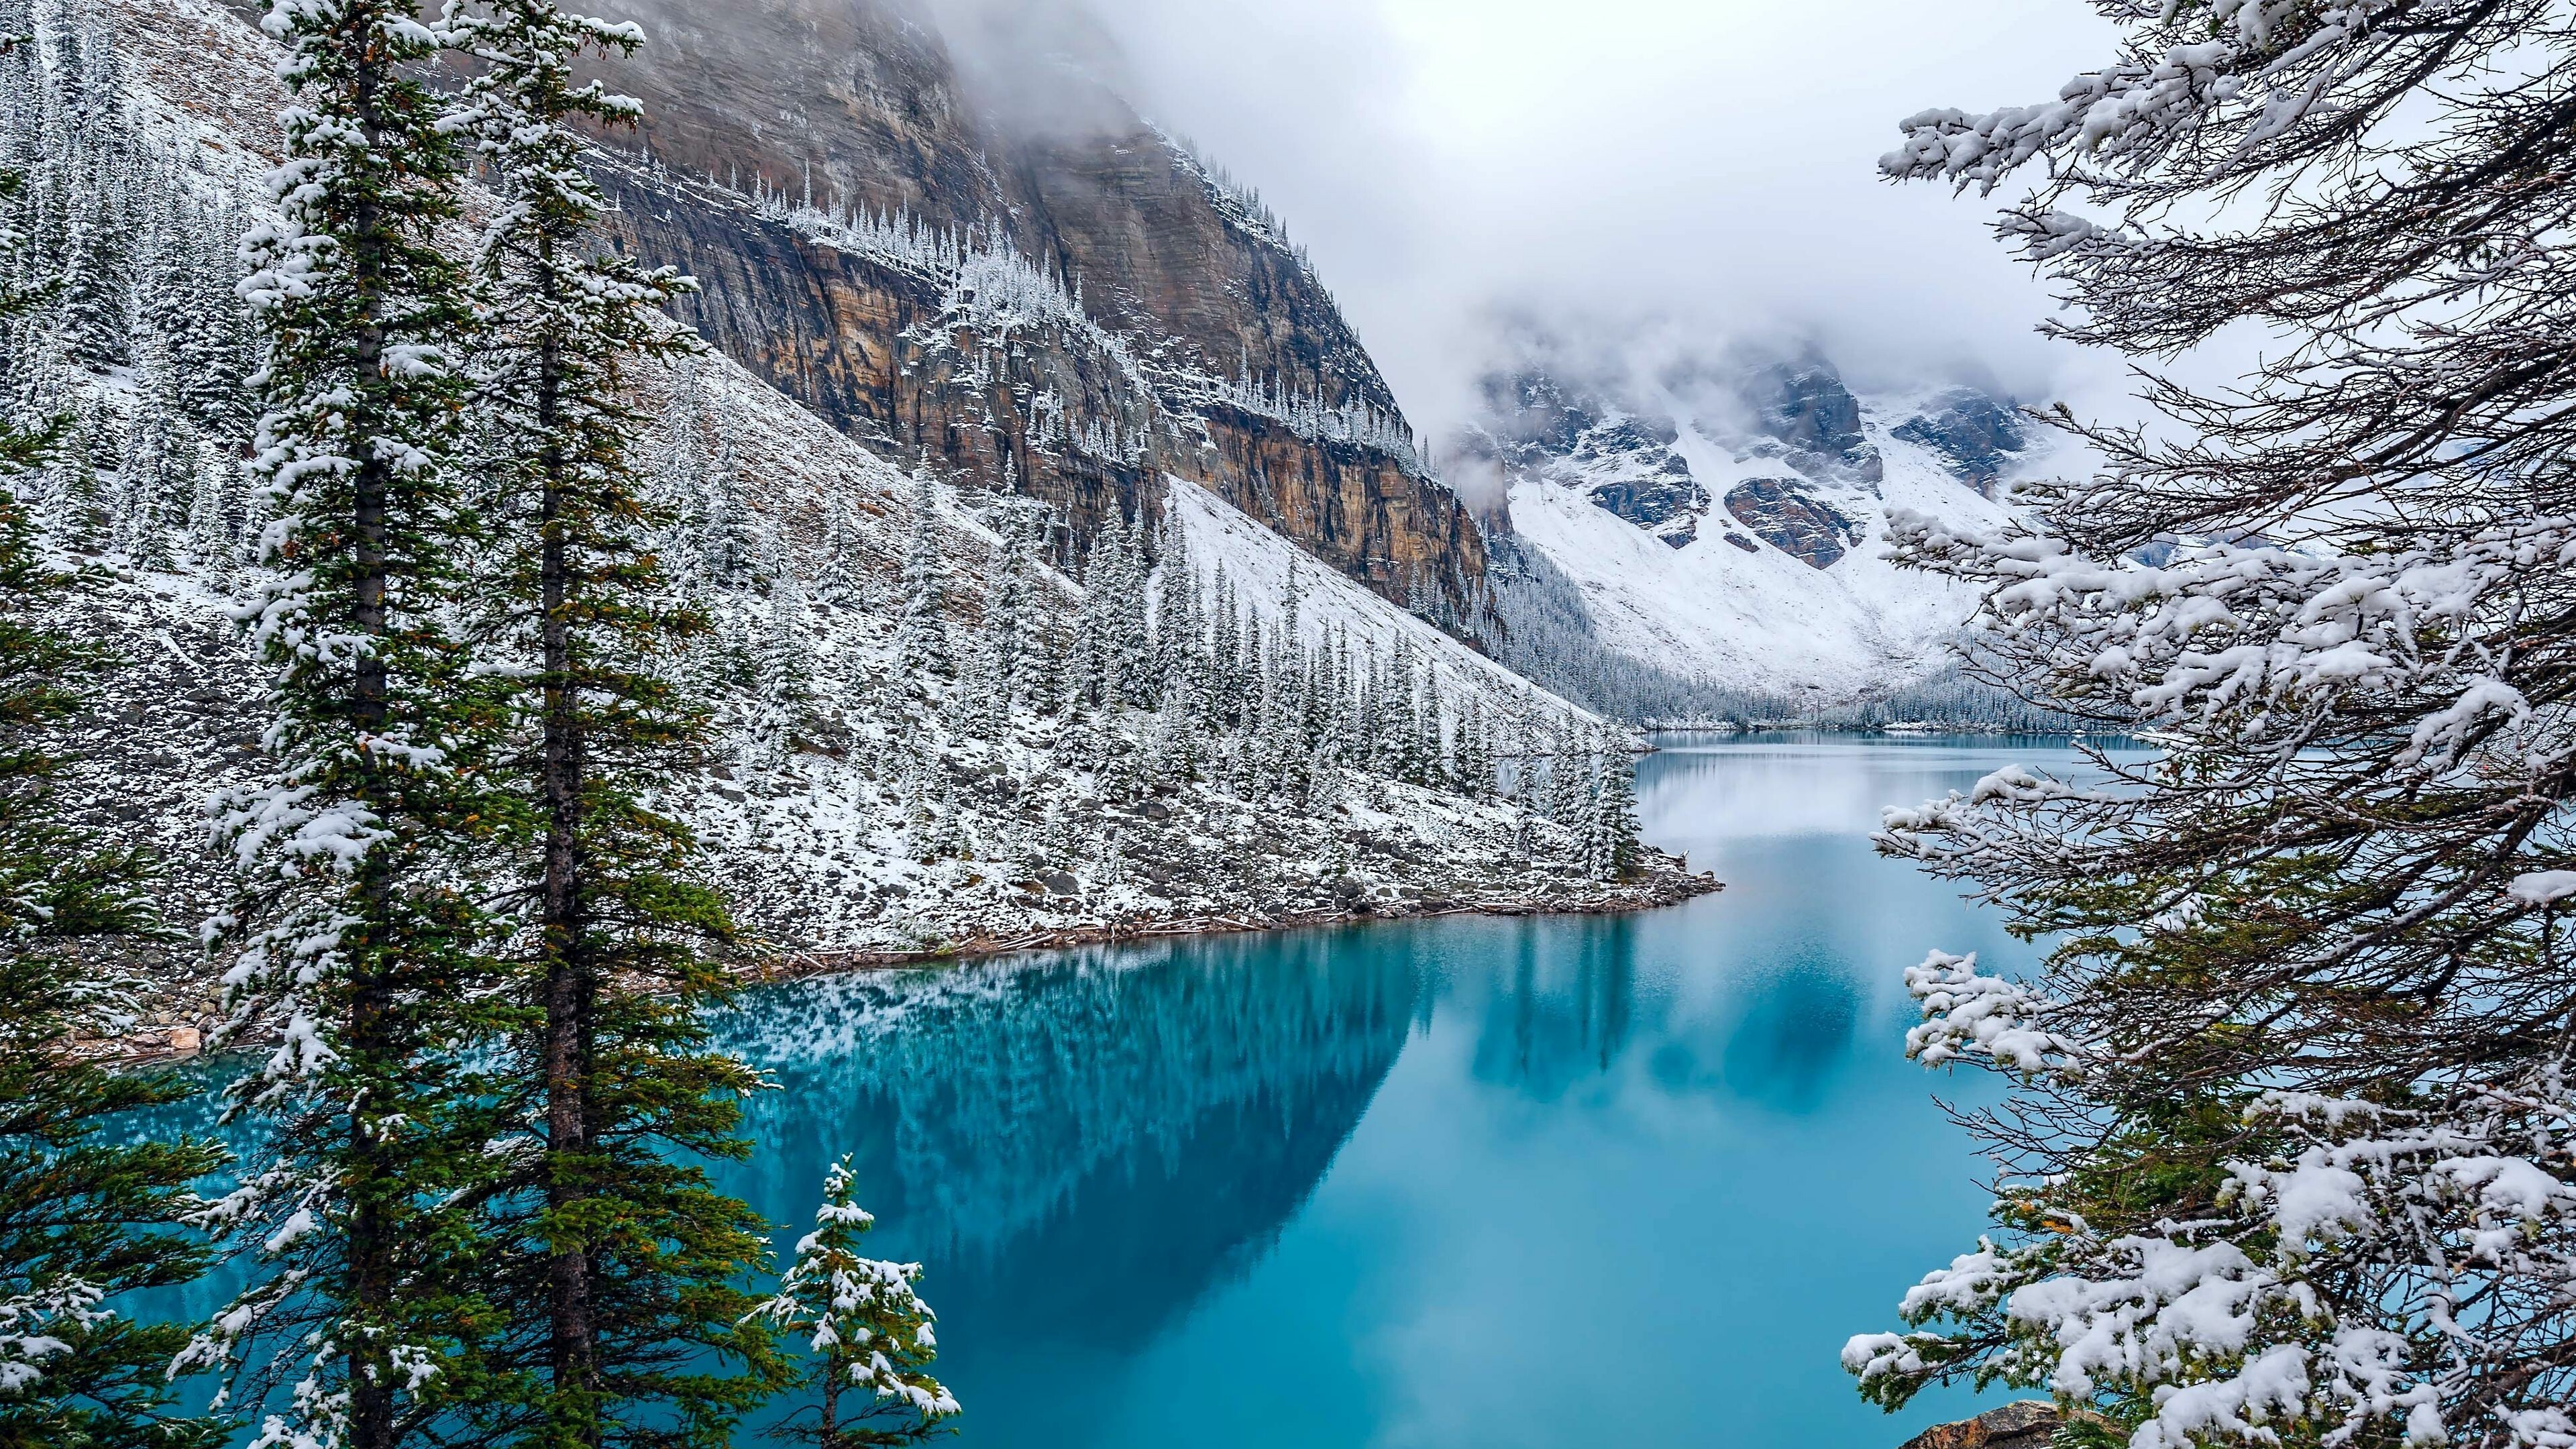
[140,733,2104,1447]
[706,732,2098,1449]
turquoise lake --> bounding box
[704,732,2098,1448]
[140,733,2113,1447]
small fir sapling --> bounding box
[750,1158,959,1448]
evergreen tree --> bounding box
[49,406,111,552]
[1150,506,1198,697]
[449,3,789,1442]
[0,138,223,1449]
[698,400,749,589]
[139,409,197,570]
[52,179,123,370]
[1417,665,1448,790]
[1572,737,1607,879]
[814,501,863,607]
[976,530,1026,730]
[1302,738,1338,817]
[1591,729,1639,881]
[0,948,229,1449]
[1546,716,1585,825]
[749,1158,957,1449]
[892,474,949,686]
[189,7,518,1446]
[1847,7,2576,1443]
[757,527,814,711]
[1454,696,1491,800]
[174,207,260,444]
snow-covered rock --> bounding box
[1463,352,2048,700]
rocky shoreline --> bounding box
[71,851,1719,1067]
[765,849,1719,979]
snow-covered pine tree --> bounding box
[449,3,788,1440]
[757,525,816,708]
[1543,714,1582,825]
[977,526,1026,729]
[138,407,199,570]
[193,5,517,1446]
[816,498,864,606]
[652,354,708,506]
[1569,733,1606,879]
[750,1157,959,1448]
[1845,8,2576,1444]
[49,403,111,551]
[1020,535,1069,718]
[174,203,260,444]
[699,396,751,588]
[1150,503,1199,696]
[1419,663,1450,790]
[1205,563,1238,722]
[3,325,223,1445]
[1274,560,1305,722]
[52,174,123,369]
[1,342,224,1443]
[1455,696,1491,800]
[1302,737,1339,816]
[193,452,248,587]
[1101,508,1152,710]
[892,472,951,687]
[1593,728,1639,881]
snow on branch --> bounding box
[1902,951,2087,1076]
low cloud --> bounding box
[921,0,2140,432]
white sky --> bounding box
[1072,0,2129,427]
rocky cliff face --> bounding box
[579,0,1485,612]
[1720,477,1860,569]
[1463,372,1707,547]
[1890,387,2031,495]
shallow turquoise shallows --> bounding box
[133,733,2113,1447]
[702,733,2103,1449]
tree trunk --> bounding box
[345,45,398,1449]
[533,236,600,1441]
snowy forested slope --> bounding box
[2,0,1709,1053]
[1166,478,1576,716]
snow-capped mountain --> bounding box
[1462,347,2052,705]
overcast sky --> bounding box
[1057,0,2126,429]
